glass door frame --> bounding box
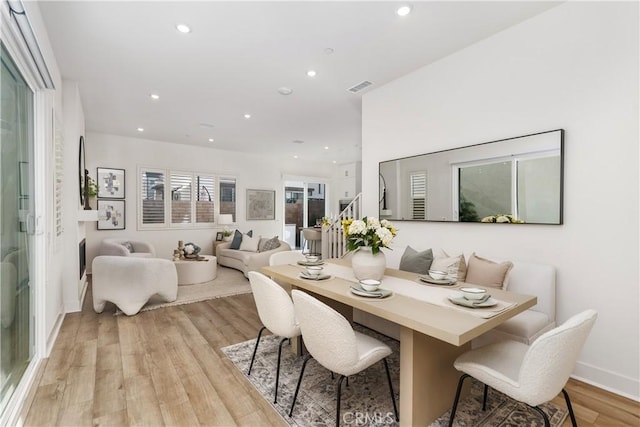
[0,5,54,425]
[282,175,330,250]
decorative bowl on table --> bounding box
[305,266,324,277]
[305,254,321,263]
[460,287,488,300]
[428,270,448,280]
[359,279,381,292]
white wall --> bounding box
[84,132,335,269]
[362,2,638,398]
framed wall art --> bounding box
[246,189,275,220]
[97,199,125,230]
[97,167,125,199]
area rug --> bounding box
[222,327,568,427]
[115,266,251,315]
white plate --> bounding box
[418,276,456,286]
[299,272,331,280]
[447,295,498,308]
[349,285,393,298]
[297,260,325,266]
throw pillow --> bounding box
[230,230,253,250]
[465,253,513,289]
[260,236,281,252]
[121,241,134,252]
[398,246,433,274]
[431,249,467,281]
[239,234,261,252]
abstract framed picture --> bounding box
[246,189,275,220]
[97,199,125,230]
[97,167,125,199]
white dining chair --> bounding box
[289,290,399,425]
[448,309,597,427]
[247,271,301,404]
[269,251,305,266]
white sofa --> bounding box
[217,239,291,278]
[100,238,156,258]
[92,255,178,316]
[354,251,556,346]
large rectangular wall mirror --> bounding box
[379,129,564,225]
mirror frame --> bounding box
[78,135,86,206]
[378,129,564,224]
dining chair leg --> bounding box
[530,405,550,427]
[274,337,288,403]
[248,326,266,375]
[289,354,312,417]
[383,358,399,421]
[336,375,346,426]
[448,374,470,427]
[562,388,578,427]
[482,384,489,410]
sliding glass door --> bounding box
[0,41,34,416]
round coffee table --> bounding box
[174,255,217,285]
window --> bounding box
[410,172,426,220]
[138,167,234,229]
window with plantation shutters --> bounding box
[138,167,235,229]
[170,173,192,224]
[196,175,215,223]
[140,169,165,225]
[410,172,426,220]
[54,120,63,237]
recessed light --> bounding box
[244,114,251,119]
[176,24,191,33]
[150,93,159,100]
[324,146,329,150]
[332,160,337,164]
[293,155,299,159]
[278,87,293,95]
[137,127,144,132]
[396,5,412,16]
[307,70,317,77]
[208,138,214,142]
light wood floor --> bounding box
[22,285,640,426]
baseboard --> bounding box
[45,311,66,356]
[0,357,45,427]
[572,361,640,402]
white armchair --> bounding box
[448,309,597,427]
[100,238,156,258]
[92,256,177,316]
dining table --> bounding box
[261,259,537,426]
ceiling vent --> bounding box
[347,80,373,94]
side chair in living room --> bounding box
[247,271,301,404]
[448,309,597,427]
[289,289,399,426]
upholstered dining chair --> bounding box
[269,251,305,266]
[247,271,301,404]
[448,309,597,427]
[289,290,399,425]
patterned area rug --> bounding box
[222,327,568,426]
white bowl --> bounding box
[359,279,381,292]
[460,287,487,300]
[305,255,320,263]
[428,270,448,280]
[305,266,323,276]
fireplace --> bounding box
[79,238,86,279]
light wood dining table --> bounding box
[262,260,537,426]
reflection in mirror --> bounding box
[379,129,563,224]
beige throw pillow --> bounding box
[239,234,261,252]
[465,253,513,289]
[430,250,467,281]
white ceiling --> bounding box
[39,1,558,164]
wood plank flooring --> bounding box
[23,282,640,426]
